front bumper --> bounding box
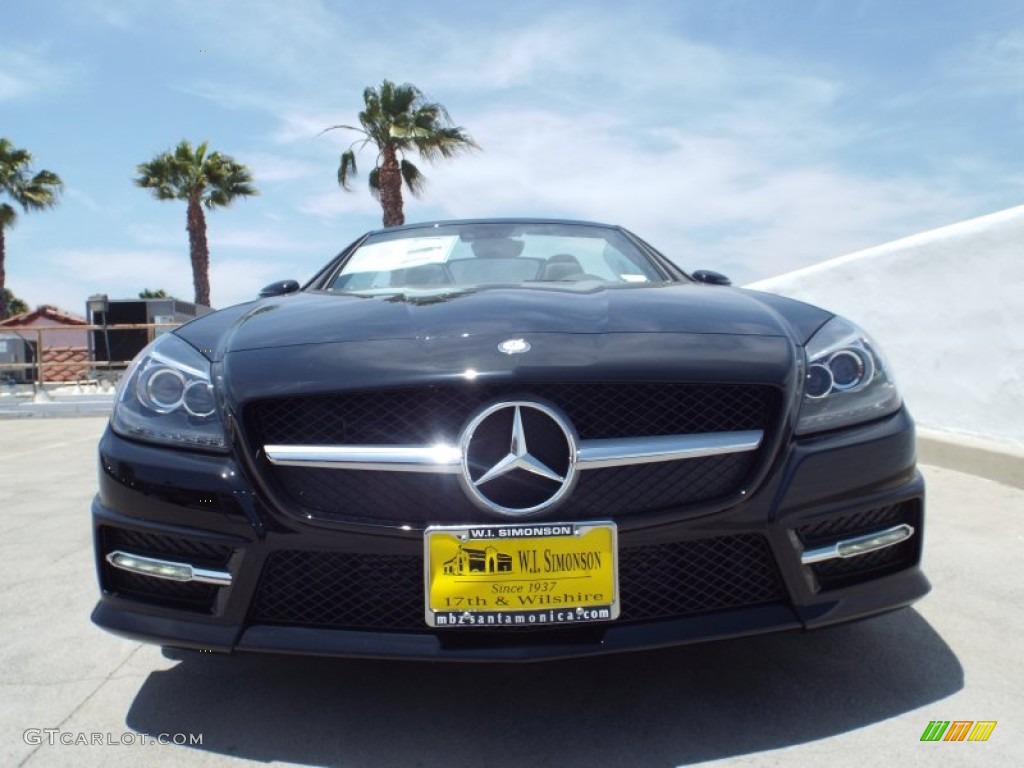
[91,408,929,662]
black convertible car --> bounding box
[91,218,928,661]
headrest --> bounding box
[470,238,526,259]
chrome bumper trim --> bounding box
[105,550,233,586]
[800,524,916,565]
[265,430,764,473]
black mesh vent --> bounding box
[249,534,784,630]
[796,501,921,590]
[249,382,776,445]
[99,527,232,613]
[250,551,424,629]
[617,534,784,620]
[104,570,219,612]
[267,453,755,525]
[101,527,233,568]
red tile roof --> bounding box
[40,346,90,383]
[0,305,86,327]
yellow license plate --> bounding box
[424,522,619,628]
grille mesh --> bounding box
[101,527,233,567]
[796,503,909,545]
[250,382,775,445]
[269,453,755,525]
[105,571,219,611]
[249,534,784,630]
[247,382,776,524]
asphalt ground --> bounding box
[1,417,1020,767]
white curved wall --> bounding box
[748,205,1024,447]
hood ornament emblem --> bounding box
[498,338,531,355]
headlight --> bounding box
[796,316,901,434]
[111,334,227,451]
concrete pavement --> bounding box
[1,417,1020,767]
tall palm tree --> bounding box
[0,138,63,319]
[323,80,479,227]
[134,140,257,307]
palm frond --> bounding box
[0,139,63,213]
[400,159,427,197]
[0,202,17,229]
[318,124,364,138]
[388,82,421,117]
[204,154,258,208]
[368,167,381,200]
[338,149,358,190]
[135,140,256,208]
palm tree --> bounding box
[134,140,257,307]
[323,80,479,227]
[0,138,63,319]
[2,288,29,317]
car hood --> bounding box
[180,283,830,356]
[173,284,831,403]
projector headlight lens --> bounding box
[111,334,226,451]
[797,316,901,434]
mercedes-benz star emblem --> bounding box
[458,401,578,517]
[498,338,531,355]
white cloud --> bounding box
[208,229,311,251]
[962,26,1024,94]
[209,258,283,309]
[297,187,382,219]
[421,105,978,283]
[244,151,322,183]
[0,45,72,101]
[10,249,188,312]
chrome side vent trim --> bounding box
[800,524,915,565]
[105,551,233,586]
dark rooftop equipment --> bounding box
[0,332,37,384]
[87,297,212,370]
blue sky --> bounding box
[3,0,1022,312]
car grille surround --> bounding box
[246,382,778,524]
[266,452,756,525]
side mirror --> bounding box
[259,279,301,298]
[691,269,731,286]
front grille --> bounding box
[796,501,921,590]
[247,383,777,524]
[250,382,774,444]
[248,534,785,630]
[268,453,755,525]
[100,527,233,613]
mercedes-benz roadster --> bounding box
[91,218,928,661]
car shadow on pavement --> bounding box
[125,607,961,767]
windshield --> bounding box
[324,222,667,294]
